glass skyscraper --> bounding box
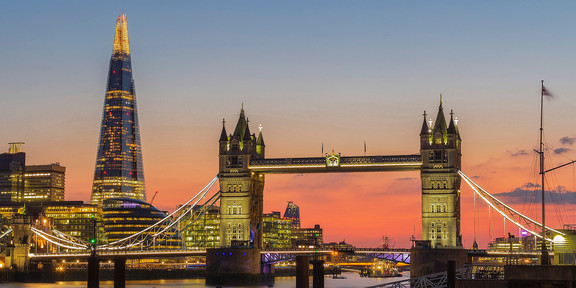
[91,15,146,205]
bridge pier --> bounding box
[113,258,126,288]
[295,255,309,288]
[311,259,325,288]
[205,248,261,285]
[410,241,468,278]
[87,256,99,288]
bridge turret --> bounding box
[217,105,265,251]
[243,118,253,154]
[420,111,430,148]
[420,97,462,248]
[256,125,265,158]
[219,119,228,154]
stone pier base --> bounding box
[205,248,261,285]
[410,247,469,278]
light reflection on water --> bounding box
[2,272,410,288]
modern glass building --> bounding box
[0,143,26,202]
[178,205,220,249]
[91,14,146,205]
[283,201,301,230]
[103,198,182,249]
[262,211,292,249]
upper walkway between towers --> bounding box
[249,154,422,174]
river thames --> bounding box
[3,272,409,287]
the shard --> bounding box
[91,15,145,205]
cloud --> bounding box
[395,177,417,181]
[522,182,540,189]
[510,150,529,157]
[492,184,576,204]
[560,137,576,146]
[554,147,571,154]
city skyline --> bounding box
[3,2,576,248]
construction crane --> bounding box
[150,190,158,205]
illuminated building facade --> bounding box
[91,14,146,205]
[24,164,65,202]
[283,201,301,229]
[420,98,462,248]
[0,143,26,202]
[0,201,102,253]
[178,205,220,249]
[292,224,323,248]
[218,106,266,248]
[262,211,292,249]
[103,198,182,249]
[41,201,103,243]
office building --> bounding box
[178,205,220,249]
[283,201,301,230]
[292,224,323,248]
[91,14,146,205]
[0,143,26,202]
[103,198,182,249]
[262,211,292,249]
[24,164,65,202]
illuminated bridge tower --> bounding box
[91,15,146,205]
[207,106,265,284]
[217,106,266,249]
[420,98,462,248]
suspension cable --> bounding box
[459,170,564,241]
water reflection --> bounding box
[2,272,410,288]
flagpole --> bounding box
[540,79,549,265]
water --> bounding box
[2,272,410,287]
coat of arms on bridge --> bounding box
[325,152,341,167]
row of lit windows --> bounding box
[429,222,448,240]
[226,223,244,245]
[227,185,243,192]
[227,205,243,215]
[430,203,448,213]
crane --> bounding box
[150,190,158,205]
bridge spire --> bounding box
[233,105,248,138]
[219,119,228,142]
[448,109,457,134]
[420,111,429,135]
[433,95,448,143]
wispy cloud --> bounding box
[560,137,576,146]
[396,177,417,181]
[492,183,576,204]
[510,150,529,157]
[554,147,571,154]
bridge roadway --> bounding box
[28,248,410,261]
[28,248,539,263]
[28,248,334,260]
[249,154,422,173]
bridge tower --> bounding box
[419,98,462,248]
[207,106,266,284]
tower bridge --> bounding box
[209,99,463,282]
[23,99,563,286]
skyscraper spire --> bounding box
[112,14,130,57]
[91,15,145,205]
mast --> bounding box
[539,80,549,265]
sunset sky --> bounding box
[3,1,576,248]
